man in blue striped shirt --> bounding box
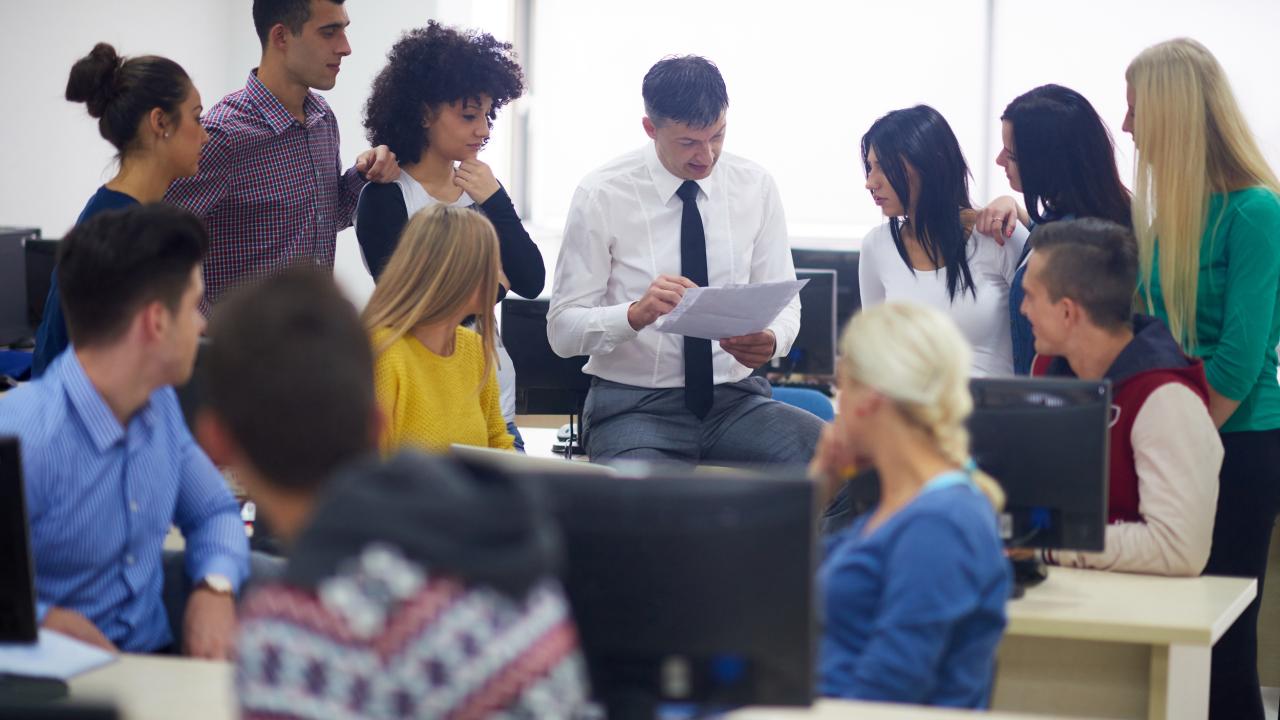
[0,204,248,657]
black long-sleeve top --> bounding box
[355,182,545,301]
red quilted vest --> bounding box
[1031,354,1210,523]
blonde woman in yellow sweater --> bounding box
[363,204,515,452]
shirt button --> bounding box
[130,501,139,513]
[125,555,135,565]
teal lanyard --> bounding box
[918,468,976,497]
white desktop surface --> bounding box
[1006,567,1255,646]
[729,700,1078,719]
[993,568,1255,720]
[68,655,1069,720]
[68,654,234,720]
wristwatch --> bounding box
[197,574,234,596]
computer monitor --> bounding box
[790,249,859,334]
[500,298,590,416]
[0,227,39,346]
[785,269,837,376]
[0,436,37,643]
[968,377,1110,551]
[822,377,1110,554]
[507,467,817,718]
[24,237,59,332]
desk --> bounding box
[69,654,234,720]
[992,567,1255,720]
[729,700,1077,719]
[69,655,1067,720]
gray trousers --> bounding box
[583,376,824,465]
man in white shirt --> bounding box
[1021,218,1221,575]
[547,56,823,464]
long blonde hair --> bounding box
[838,302,1004,510]
[1127,38,1280,349]
[362,204,501,390]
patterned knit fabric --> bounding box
[372,327,514,453]
[237,543,590,719]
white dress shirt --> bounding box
[548,144,800,389]
[858,222,1029,377]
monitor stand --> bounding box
[1008,555,1049,599]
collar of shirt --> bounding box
[642,142,720,206]
[244,69,328,135]
[56,350,157,452]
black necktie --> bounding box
[677,180,713,419]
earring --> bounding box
[163,132,170,139]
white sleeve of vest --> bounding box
[1052,383,1222,576]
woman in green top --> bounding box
[1125,38,1280,720]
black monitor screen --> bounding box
[968,377,1110,552]
[0,436,37,643]
[500,299,590,415]
[24,237,58,332]
[516,468,816,715]
[790,249,859,333]
[789,269,837,376]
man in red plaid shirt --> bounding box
[167,0,399,312]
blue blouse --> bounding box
[31,186,138,377]
[818,472,1011,707]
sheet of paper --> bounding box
[653,279,808,340]
[0,628,116,680]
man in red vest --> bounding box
[1020,218,1221,575]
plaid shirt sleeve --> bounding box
[165,122,233,219]
[340,164,364,231]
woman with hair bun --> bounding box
[32,43,208,376]
[810,301,1011,708]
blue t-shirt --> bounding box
[31,187,138,377]
[818,473,1011,708]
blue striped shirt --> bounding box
[0,350,248,651]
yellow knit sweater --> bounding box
[372,326,514,453]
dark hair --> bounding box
[1002,84,1132,228]
[57,204,208,348]
[252,0,346,47]
[204,268,375,491]
[364,21,524,164]
[1030,218,1138,330]
[642,55,728,128]
[66,43,191,155]
[861,105,976,301]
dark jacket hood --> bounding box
[284,450,561,599]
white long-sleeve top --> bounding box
[547,144,800,389]
[1050,383,1222,576]
[858,222,1028,377]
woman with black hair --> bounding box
[859,105,1027,377]
[357,21,541,451]
[32,43,208,377]
[976,84,1132,374]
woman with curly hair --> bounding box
[358,21,541,450]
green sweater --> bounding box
[1144,187,1280,433]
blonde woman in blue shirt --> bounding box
[809,302,1010,707]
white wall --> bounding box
[985,0,1280,202]
[0,0,513,310]
[4,2,1279,299]
[0,2,245,239]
